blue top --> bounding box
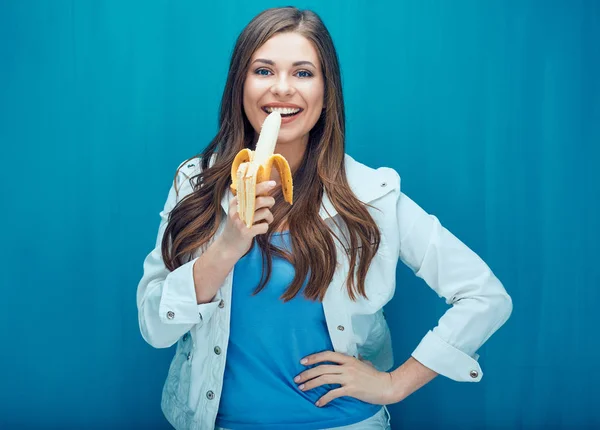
[215,231,380,429]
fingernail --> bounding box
[294,376,300,382]
[268,180,276,186]
[301,358,308,364]
[315,401,321,407]
[299,384,305,390]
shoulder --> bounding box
[344,154,401,201]
[171,156,203,198]
[172,153,221,197]
[176,156,202,180]
[174,152,220,183]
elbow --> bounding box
[486,276,513,326]
[497,289,513,324]
[143,332,177,349]
[141,328,178,349]
[153,341,177,349]
[463,272,513,327]
[139,317,178,349]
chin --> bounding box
[277,130,305,145]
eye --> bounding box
[296,70,313,78]
[255,68,272,76]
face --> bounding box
[243,32,325,147]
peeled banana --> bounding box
[230,112,294,227]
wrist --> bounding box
[212,236,244,263]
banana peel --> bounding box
[230,112,293,227]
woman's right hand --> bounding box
[217,180,277,260]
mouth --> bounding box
[261,106,304,118]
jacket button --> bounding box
[470,370,479,378]
[337,325,345,331]
[186,352,192,361]
[182,333,189,342]
[214,346,221,355]
[206,390,215,400]
[166,311,175,320]
[218,300,225,309]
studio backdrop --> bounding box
[1,1,598,429]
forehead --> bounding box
[251,32,320,64]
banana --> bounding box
[230,112,294,227]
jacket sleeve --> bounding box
[136,162,221,349]
[396,182,513,382]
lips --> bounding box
[261,103,303,109]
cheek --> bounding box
[243,77,263,106]
[304,83,324,119]
[243,80,264,125]
[243,83,256,108]
[307,82,324,110]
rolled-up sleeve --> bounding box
[136,163,221,349]
[396,187,513,382]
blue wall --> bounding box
[1,1,598,428]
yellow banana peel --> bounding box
[230,112,293,227]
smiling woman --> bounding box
[136,6,512,430]
[244,33,324,140]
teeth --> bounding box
[265,106,301,114]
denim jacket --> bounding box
[136,154,512,429]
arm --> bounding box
[293,175,512,406]
[193,237,240,303]
[386,357,438,403]
[136,165,276,349]
[396,186,513,383]
[136,165,227,349]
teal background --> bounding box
[1,1,599,429]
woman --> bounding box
[136,7,512,430]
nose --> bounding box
[270,75,295,97]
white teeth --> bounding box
[265,106,301,114]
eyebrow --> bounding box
[252,58,316,68]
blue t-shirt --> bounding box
[216,231,380,430]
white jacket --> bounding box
[136,154,512,430]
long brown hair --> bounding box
[162,7,381,302]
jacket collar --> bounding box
[220,153,397,221]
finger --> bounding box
[299,374,345,392]
[228,197,238,217]
[254,196,275,210]
[255,180,277,196]
[250,221,269,236]
[252,208,274,225]
[230,216,246,233]
[295,365,342,384]
[230,208,243,225]
[301,351,353,366]
[316,387,348,407]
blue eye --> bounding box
[297,70,312,78]
[255,68,271,76]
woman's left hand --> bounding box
[294,351,396,407]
